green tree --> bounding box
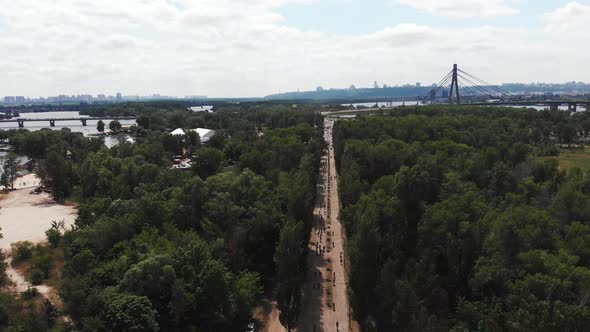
[193,148,225,179]
[120,255,177,325]
[103,293,159,332]
[44,146,68,200]
[235,271,262,322]
[187,130,201,149]
[1,153,19,190]
[109,120,122,132]
[348,211,380,321]
[274,220,305,331]
[97,120,105,133]
[43,299,58,327]
[0,229,6,287]
[34,159,50,189]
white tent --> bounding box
[170,128,185,136]
[192,128,216,143]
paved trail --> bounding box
[296,118,357,332]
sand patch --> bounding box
[0,173,41,192]
[0,182,76,313]
[0,189,76,251]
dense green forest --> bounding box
[335,106,590,331]
[5,102,590,330]
[0,103,322,330]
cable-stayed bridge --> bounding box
[426,64,589,111]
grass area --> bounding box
[539,147,590,172]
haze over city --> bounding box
[1,0,589,98]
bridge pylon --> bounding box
[448,64,460,105]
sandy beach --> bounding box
[0,174,76,302]
[0,174,77,250]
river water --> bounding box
[342,101,420,108]
[343,101,587,112]
[0,111,137,148]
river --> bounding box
[342,101,420,108]
[0,111,137,148]
[343,101,588,112]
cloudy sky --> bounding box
[1,0,588,97]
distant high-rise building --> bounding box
[374,81,379,89]
[116,92,122,101]
[416,82,421,87]
[3,96,16,104]
[15,96,25,103]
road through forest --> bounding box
[296,117,358,332]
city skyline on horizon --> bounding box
[3,78,590,104]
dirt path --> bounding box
[4,256,52,297]
[264,118,358,332]
[265,301,287,332]
[296,118,358,332]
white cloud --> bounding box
[544,2,590,34]
[397,0,519,18]
[0,0,587,97]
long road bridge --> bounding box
[0,116,137,128]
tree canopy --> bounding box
[0,102,322,330]
[335,105,590,331]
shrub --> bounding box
[45,228,61,248]
[31,268,45,285]
[22,287,39,300]
[11,241,34,265]
[0,250,7,287]
[45,220,64,248]
[31,253,53,278]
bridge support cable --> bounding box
[459,69,508,95]
[458,80,477,97]
[458,80,477,98]
[457,69,509,96]
[456,73,499,97]
[457,74,494,96]
[425,69,453,101]
[434,70,453,89]
[432,70,453,93]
